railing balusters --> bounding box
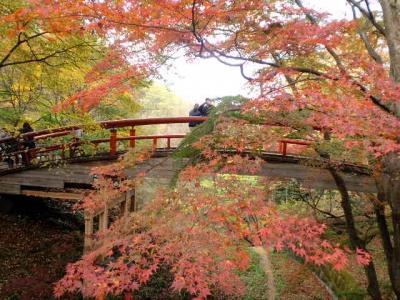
[110,129,117,155]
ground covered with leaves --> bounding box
[270,251,334,300]
[0,197,83,300]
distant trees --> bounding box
[0,0,146,130]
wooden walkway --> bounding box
[0,151,376,198]
[0,151,181,200]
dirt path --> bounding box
[252,246,276,300]
[269,251,335,300]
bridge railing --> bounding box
[0,117,208,168]
[0,116,315,170]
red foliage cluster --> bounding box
[55,148,371,299]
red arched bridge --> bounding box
[0,116,375,195]
[0,117,377,251]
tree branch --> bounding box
[346,0,386,36]
[351,6,384,64]
[0,32,49,69]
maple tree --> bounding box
[55,152,369,299]
[2,0,400,299]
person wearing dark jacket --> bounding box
[19,122,36,165]
[189,103,202,129]
[198,98,214,116]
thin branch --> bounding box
[351,6,384,64]
[0,32,48,68]
[346,0,386,36]
[0,33,23,67]
[0,43,91,68]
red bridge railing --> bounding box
[0,117,314,170]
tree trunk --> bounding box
[376,153,400,299]
[380,0,400,83]
[373,201,397,296]
[377,3,400,298]
[380,0,400,116]
[329,167,383,300]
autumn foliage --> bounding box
[3,0,396,155]
[53,141,370,299]
[2,0,399,299]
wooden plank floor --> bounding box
[0,155,377,199]
[0,157,186,200]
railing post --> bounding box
[282,141,287,156]
[152,137,157,151]
[129,127,136,148]
[167,137,171,149]
[61,145,65,160]
[110,129,117,155]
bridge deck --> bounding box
[0,151,376,199]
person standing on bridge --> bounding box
[188,103,202,130]
[19,122,36,165]
[198,98,214,116]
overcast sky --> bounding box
[157,0,355,104]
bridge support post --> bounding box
[84,214,94,252]
[110,129,117,155]
[98,204,109,233]
[98,212,104,231]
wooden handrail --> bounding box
[1,134,188,160]
[278,138,313,156]
[0,117,324,146]
[279,138,312,145]
[0,117,208,145]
